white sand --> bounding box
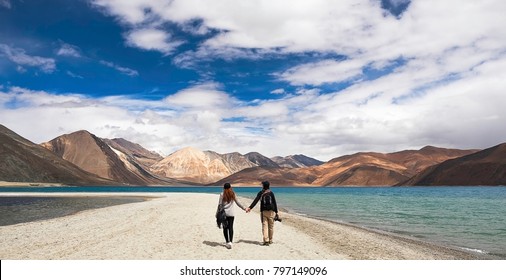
[0,181,63,187]
[0,193,478,260]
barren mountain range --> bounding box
[0,125,113,185]
[215,146,478,186]
[41,130,185,186]
[1,124,505,186]
[150,147,257,184]
[401,143,506,186]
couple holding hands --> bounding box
[217,181,279,249]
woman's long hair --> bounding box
[223,186,236,203]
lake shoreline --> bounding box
[0,192,485,260]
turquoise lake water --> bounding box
[1,186,505,258]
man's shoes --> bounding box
[226,242,232,249]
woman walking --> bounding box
[218,182,246,249]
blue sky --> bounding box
[1,0,506,160]
[0,0,339,100]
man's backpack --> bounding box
[261,191,273,211]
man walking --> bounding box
[246,181,278,246]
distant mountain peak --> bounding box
[102,138,163,168]
[419,145,444,152]
[245,152,279,168]
[151,147,257,184]
[271,154,323,168]
[150,148,287,184]
[64,130,93,137]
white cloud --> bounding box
[236,99,292,120]
[125,28,183,55]
[158,0,375,53]
[270,88,285,95]
[0,44,56,73]
[57,43,82,58]
[173,46,266,69]
[91,0,166,25]
[0,87,96,108]
[92,0,381,55]
[164,83,236,109]
[66,71,84,79]
[16,65,27,73]
[278,59,366,86]
[99,60,139,76]
[0,0,11,9]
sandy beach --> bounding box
[0,193,480,260]
[0,181,64,187]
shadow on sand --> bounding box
[203,241,227,248]
[236,239,263,246]
[203,239,264,247]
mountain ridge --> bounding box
[0,125,115,185]
[271,154,324,168]
[1,124,504,187]
[41,130,181,185]
[150,147,258,184]
[401,143,506,186]
[215,146,479,186]
[103,138,163,167]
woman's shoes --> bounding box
[226,242,232,249]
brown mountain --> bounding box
[41,130,178,185]
[0,124,114,185]
[314,164,408,186]
[271,154,324,168]
[213,166,318,186]
[150,147,257,184]
[103,138,163,167]
[214,146,477,186]
[218,152,259,173]
[383,146,480,176]
[217,152,409,186]
[311,146,477,186]
[402,143,506,186]
[245,152,280,168]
